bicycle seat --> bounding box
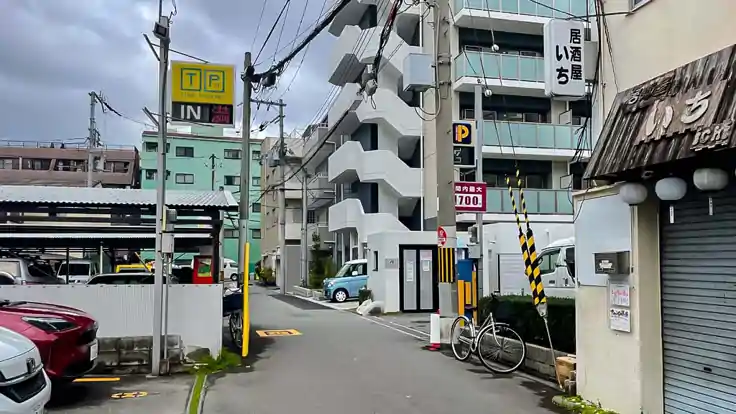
[464,305,478,311]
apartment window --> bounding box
[224,229,239,238]
[252,150,261,160]
[144,142,170,153]
[252,229,262,239]
[0,158,19,170]
[145,169,157,180]
[224,175,239,186]
[252,177,261,186]
[224,149,241,159]
[307,210,316,224]
[105,161,129,173]
[175,173,195,184]
[176,146,194,157]
[252,203,261,213]
[22,159,51,171]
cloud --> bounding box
[0,0,335,147]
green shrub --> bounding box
[358,287,372,303]
[260,267,276,286]
[307,233,335,289]
[478,294,575,354]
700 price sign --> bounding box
[454,181,487,213]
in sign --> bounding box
[455,181,487,213]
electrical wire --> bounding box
[254,0,292,64]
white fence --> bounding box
[0,284,223,357]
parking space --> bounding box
[47,375,194,414]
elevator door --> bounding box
[399,245,438,312]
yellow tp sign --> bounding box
[171,61,235,106]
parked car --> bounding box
[56,259,99,284]
[87,272,172,285]
[223,259,238,281]
[114,264,152,274]
[0,326,51,414]
[0,258,62,285]
[323,259,369,303]
[0,300,98,383]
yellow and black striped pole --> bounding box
[506,171,547,315]
[516,171,547,317]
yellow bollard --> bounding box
[242,242,250,358]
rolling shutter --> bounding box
[661,188,736,413]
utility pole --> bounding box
[209,154,217,191]
[473,84,485,295]
[277,99,287,294]
[434,0,458,317]
[87,92,99,187]
[300,171,309,288]
[237,52,253,287]
[151,12,171,377]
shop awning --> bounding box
[584,44,736,182]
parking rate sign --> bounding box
[454,182,487,212]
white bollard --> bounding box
[429,312,441,350]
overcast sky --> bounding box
[0,0,335,146]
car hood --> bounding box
[0,326,35,362]
[0,301,95,325]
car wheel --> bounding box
[230,273,238,281]
[333,289,348,303]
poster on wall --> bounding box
[609,307,631,332]
[406,262,415,283]
[609,283,630,307]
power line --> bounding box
[254,0,292,64]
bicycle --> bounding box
[450,295,526,374]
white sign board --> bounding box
[609,307,631,333]
[544,19,586,98]
[609,283,630,307]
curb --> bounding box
[185,373,207,414]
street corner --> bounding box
[47,374,195,413]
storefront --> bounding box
[574,44,736,413]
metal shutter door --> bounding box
[661,189,736,414]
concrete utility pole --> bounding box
[473,84,485,295]
[151,12,171,377]
[209,153,217,191]
[277,100,287,294]
[300,171,309,288]
[237,52,253,287]
[433,0,458,316]
[87,92,98,187]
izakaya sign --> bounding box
[543,20,586,99]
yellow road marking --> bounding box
[256,329,302,337]
[74,377,121,383]
[111,391,148,399]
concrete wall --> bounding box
[366,230,437,313]
[0,284,223,359]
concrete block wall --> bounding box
[94,335,209,375]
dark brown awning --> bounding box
[584,44,736,181]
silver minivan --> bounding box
[0,258,62,285]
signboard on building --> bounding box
[454,181,487,212]
[437,226,447,247]
[170,61,236,127]
[543,20,586,99]
[452,122,476,168]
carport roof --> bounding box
[0,185,238,208]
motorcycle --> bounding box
[223,287,244,348]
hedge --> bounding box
[477,294,575,354]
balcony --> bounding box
[329,141,421,199]
[485,188,573,214]
[328,0,379,37]
[481,120,591,159]
[328,83,362,134]
[329,86,421,140]
[453,0,593,34]
[329,199,408,241]
[307,175,335,209]
[454,51,545,96]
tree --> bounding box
[308,232,334,289]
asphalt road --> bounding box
[203,285,564,414]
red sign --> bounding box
[454,182,487,212]
[437,227,447,247]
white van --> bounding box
[0,327,52,413]
[56,259,98,284]
[535,237,576,298]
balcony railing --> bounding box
[483,120,590,150]
[454,0,592,20]
[454,51,544,83]
[485,188,573,214]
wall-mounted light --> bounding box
[619,182,648,205]
[655,177,687,224]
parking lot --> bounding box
[47,376,195,414]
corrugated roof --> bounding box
[0,186,238,208]
[0,233,210,239]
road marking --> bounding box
[74,377,121,383]
[356,315,427,340]
[256,329,302,337]
[375,317,430,337]
[111,391,148,399]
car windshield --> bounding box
[334,263,365,278]
[334,263,352,278]
[118,267,151,274]
[58,263,89,276]
[0,261,20,277]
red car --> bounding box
[0,300,98,382]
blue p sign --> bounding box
[453,123,473,146]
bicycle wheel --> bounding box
[229,311,243,348]
[450,315,475,361]
[476,323,526,374]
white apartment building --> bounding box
[572,1,736,413]
[323,0,596,310]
